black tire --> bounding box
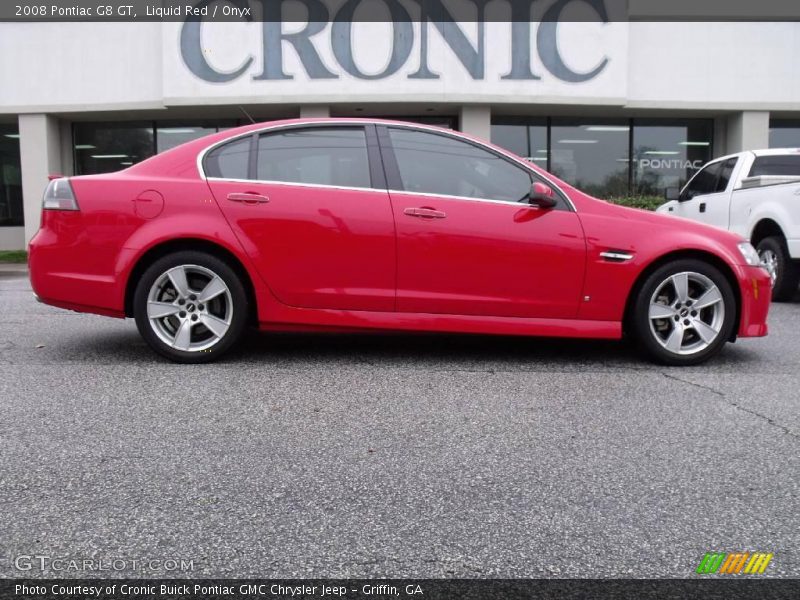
[756,236,800,302]
[133,251,249,363]
[630,259,737,366]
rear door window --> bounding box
[256,127,372,188]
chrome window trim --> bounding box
[206,176,383,194]
[196,119,576,212]
[386,188,547,208]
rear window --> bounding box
[748,154,800,177]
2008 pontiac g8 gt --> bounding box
[29,119,771,364]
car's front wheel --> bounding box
[133,251,249,363]
[631,259,737,366]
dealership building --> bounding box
[1,9,800,250]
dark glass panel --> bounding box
[769,120,800,148]
[74,122,155,175]
[256,127,371,188]
[632,119,713,197]
[550,119,630,198]
[0,124,22,227]
[389,127,531,202]
[491,118,548,166]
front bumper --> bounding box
[737,265,771,338]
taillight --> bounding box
[42,178,79,211]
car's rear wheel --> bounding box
[756,236,799,302]
[133,251,248,363]
[631,259,736,366]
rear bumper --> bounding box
[736,265,771,338]
[28,230,127,318]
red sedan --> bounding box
[29,119,770,364]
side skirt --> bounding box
[257,305,621,339]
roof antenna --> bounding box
[238,106,256,124]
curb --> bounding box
[0,263,28,274]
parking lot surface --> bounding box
[1,267,798,578]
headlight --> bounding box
[737,242,761,266]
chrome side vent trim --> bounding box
[600,250,634,262]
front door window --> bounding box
[387,127,532,203]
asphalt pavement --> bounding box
[0,266,798,578]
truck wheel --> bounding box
[630,259,736,366]
[133,251,249,363]
[756,236,800,302]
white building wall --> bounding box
[726,112,771,154]
[626,22,800,110]
[0,228,24,251]
[18,115,62,244]
[0,22,798,113]
[459,106,491,139]
[0,23,163,113]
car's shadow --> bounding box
[57,327,623,366]
[236,330,637,366]
[237,329,769,369]
[61,325,763,370]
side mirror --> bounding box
[664,187,680,202]
[529,182,557,209]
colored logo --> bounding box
[696,552,774,575]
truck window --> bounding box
[749,154,800,177]
[715,158,738,192]
[682,161,723,200]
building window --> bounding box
[631,119,713,196]
[0,124,23,227]
[769,120,800,148]
[490,118,547,165]
[74,120,243,175]
[490,117,714,199]
[550,119,630,198]
[156,121,237,153]
[74,122,155,175]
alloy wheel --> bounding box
[146,264,233,352]
[648,271,725,356]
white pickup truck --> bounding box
[657,149,800,301]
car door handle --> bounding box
[404,207,446,219]
[227,192,269,204]
[699,202,706,213]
